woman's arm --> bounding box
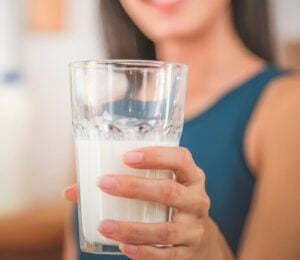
[239,75,300,260]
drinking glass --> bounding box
[70,60,188,255]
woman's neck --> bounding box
[155,10,264,118]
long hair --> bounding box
[100,0,274,62]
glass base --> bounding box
[80,240,123,255]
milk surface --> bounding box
[75,139,177,246]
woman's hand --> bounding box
[65,146,233,260]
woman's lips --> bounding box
[145,0,187,11]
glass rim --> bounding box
[69,59,188,71]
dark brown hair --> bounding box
[100,0,274,62]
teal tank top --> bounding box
[74,65,285,259]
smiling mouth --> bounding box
[145,0,187,11]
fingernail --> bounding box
[99,220,118,235]
[119,243,138,254]
[123,151,143,164]
[97,175,117,190]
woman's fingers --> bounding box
[63,184,78,202]
[119,244,191,260]
[98,175,204,213]
[123,146,204,185]
[99,220,203,246]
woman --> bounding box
[64,0,300,259]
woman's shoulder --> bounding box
[245,71,300,174]
[259,72,300,123]
[256,71,300,120]
[265,71,300,103]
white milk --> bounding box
[75,139,177,246]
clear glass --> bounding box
[70,60,188,255]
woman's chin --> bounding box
[146,26,202,44]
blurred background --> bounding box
[0,0,299,259]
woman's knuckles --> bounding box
[117,228,143,244]
[158,223,178,244]
[196,167,205,182]
[202,194,211,211]
[178,146,193,163]
[162,179,182,200]
[120,178,142,198]
[107,176,185,205]
[100,176,143,198]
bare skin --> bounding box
[64,0,300,259]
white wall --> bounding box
[272,0,300,40]
[21,0,105,202]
